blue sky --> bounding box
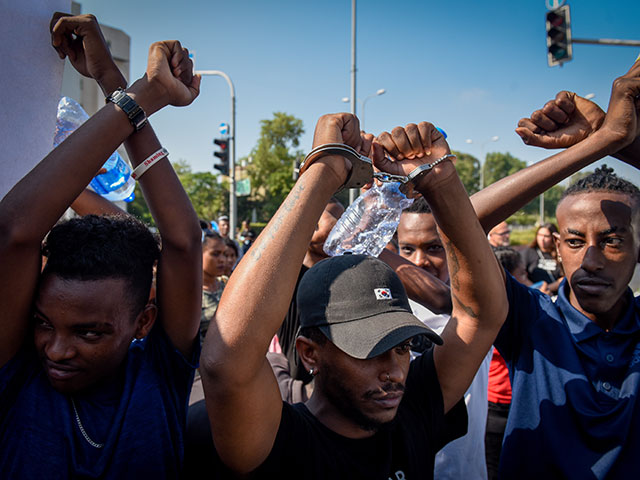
[78,0,640,185]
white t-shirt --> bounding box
[409,299,491,480]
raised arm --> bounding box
[51,14,202,355]
[361,127,452,315]
[374,123,506,412]
[0,18,199,368]
[472,58,640,231]
[200,114,363,474]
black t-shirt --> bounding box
[277,265,311,383]
[252,349,467,479]
[521,247,562,284]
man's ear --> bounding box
[295,336,319,373]
[553,232,562,261]
[134,303,157,339]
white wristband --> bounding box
[131,148,169,180]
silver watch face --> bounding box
[109,88,127,102]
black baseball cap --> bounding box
[297,254,442,359]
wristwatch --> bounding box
[106,88,148,131]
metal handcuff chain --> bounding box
[300,143,455,196]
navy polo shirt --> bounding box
[496,273,640,479]
[0,324,199,479]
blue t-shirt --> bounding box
[0,324,198,479]
[496,274,640,479]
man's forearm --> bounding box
[419,162,505,327]
[471,129,621,232]
[418,161,507,413]
[203,161,342,378]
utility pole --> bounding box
[348,0,358,205]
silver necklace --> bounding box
[71,398,104,449]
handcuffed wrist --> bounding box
[301,143,373,191]
[402,154,455,191]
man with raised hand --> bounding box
[201,113,506,478]
[0,14,201,478]
[479,60,640,478]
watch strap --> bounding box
[106,88,148,131]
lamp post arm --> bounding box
[196,70,237,240]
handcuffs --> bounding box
[299,143,456,197]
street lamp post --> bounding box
[342,88,386,131]
[361,88,386,131]
[195,69,237,240]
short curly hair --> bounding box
[404,196,432,214]
[562,165,640,202]
[492,246,523,275]
[42,214,159,314]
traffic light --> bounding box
[546,5,572,67]
[213,138,229,175]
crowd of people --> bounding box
[1,12,640,480]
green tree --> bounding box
[127,182,154,225]
[483,152,527,187]
[120,161,228,226]
[243,112,304,220]
[452,150,480,195]
[520,184,565,218]
[173,160,228,221]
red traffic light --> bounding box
[546,11,565,28]
[214,138,228,150]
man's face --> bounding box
[203,238,226,278]
[316,338,411,434]
[308,202,345,258]
[33,275,144,394]
[397,212,449,283]
[218,220,230,237]
[555,192,640,325]
[488,222,511,247]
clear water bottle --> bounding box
[324,182,414,257]
[54,97,135,203]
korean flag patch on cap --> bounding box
[374,288,393,300]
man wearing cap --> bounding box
[200,114,506,478]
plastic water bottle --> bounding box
[89,155,136,202]
[324,182,414,257]
[54,97,135,202]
